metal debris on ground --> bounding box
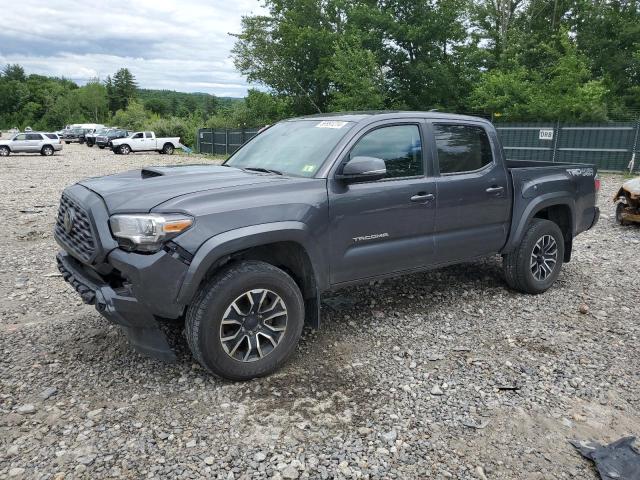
[570,436,640,480]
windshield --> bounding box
[225,120,355,177]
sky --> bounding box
[0,0,264,97]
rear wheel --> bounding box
[503,218,565,294]
[162,143,175,155]
[0,146,9,156]
[65,141,71,145]
[186,261,304,380]
[119,144,131,155]
[41,145,54,156]
[98,146,105,149]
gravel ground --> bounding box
[1,141,639,480]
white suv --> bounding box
[0,132,63,156]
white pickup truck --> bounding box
[110,131,181,155]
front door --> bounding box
[130,132,145,151]
[328,122,437,285]
[11,134,28,152]
[430,122,511,263]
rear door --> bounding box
[26,133,43,152]
[429,121,511,263]
[144,132,156,150]
[327,120,437,284]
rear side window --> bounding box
[45,133,58,139]
[145,132,153,138]
[350,125,423,179]
[434,124,493,174]
[26,133,43,140]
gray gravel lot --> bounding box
[1,141,639,479]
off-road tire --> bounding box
[503,218,565,294]
[185,261,304,380]
[41,145,54,156]
[0,146,9,156]
[119,144,131,155]
[162,143,175,155]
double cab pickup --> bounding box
[54,112,600,380]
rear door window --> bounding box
[433,124,493,174]
[26,133,43,140]
[145,132,153,138]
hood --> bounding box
[78,164,292,212]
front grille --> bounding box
[55,194,96,263]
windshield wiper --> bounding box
[242,167,283,175]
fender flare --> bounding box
[503,193,576,253]
[176,221,326,305]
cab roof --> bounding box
[290,111,491,125]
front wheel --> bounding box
[0,146,9,156]
[185,261,305,380]
[503,218,565,294]
[119,144,131,155]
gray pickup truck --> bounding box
[54,112,600,380]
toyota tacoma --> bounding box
[54,112,600,380]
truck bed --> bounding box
[502,158,599,254]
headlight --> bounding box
[109,214,193,253]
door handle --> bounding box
[486,186,504,195]
[410,193,435,203]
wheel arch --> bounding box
[177,222,325,328]
[503,194,576,261]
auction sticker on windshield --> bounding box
[316,121,347,129]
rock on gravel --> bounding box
[0,142,638,479]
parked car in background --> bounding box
[77,128,97,145]
[85,128,112,147]
[63,128,86,144]
[96,129,131,149]
[110,131,180,155]
[25,127,33,132]
[0,132,63,156]
[9,127,19,135]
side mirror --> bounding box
[337,156,386,183]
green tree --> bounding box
[112,100,154,131]
[110,68,138,112]
[232,0,347,114]
[328,35,386,111]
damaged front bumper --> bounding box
[56,250,187,362]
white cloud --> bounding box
[0,0,264,97]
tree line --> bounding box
[0,65,245,147]
[232,0,640,122]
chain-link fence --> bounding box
[197,121,640,172]
[196,128,260,156]
[495,121,640,172]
